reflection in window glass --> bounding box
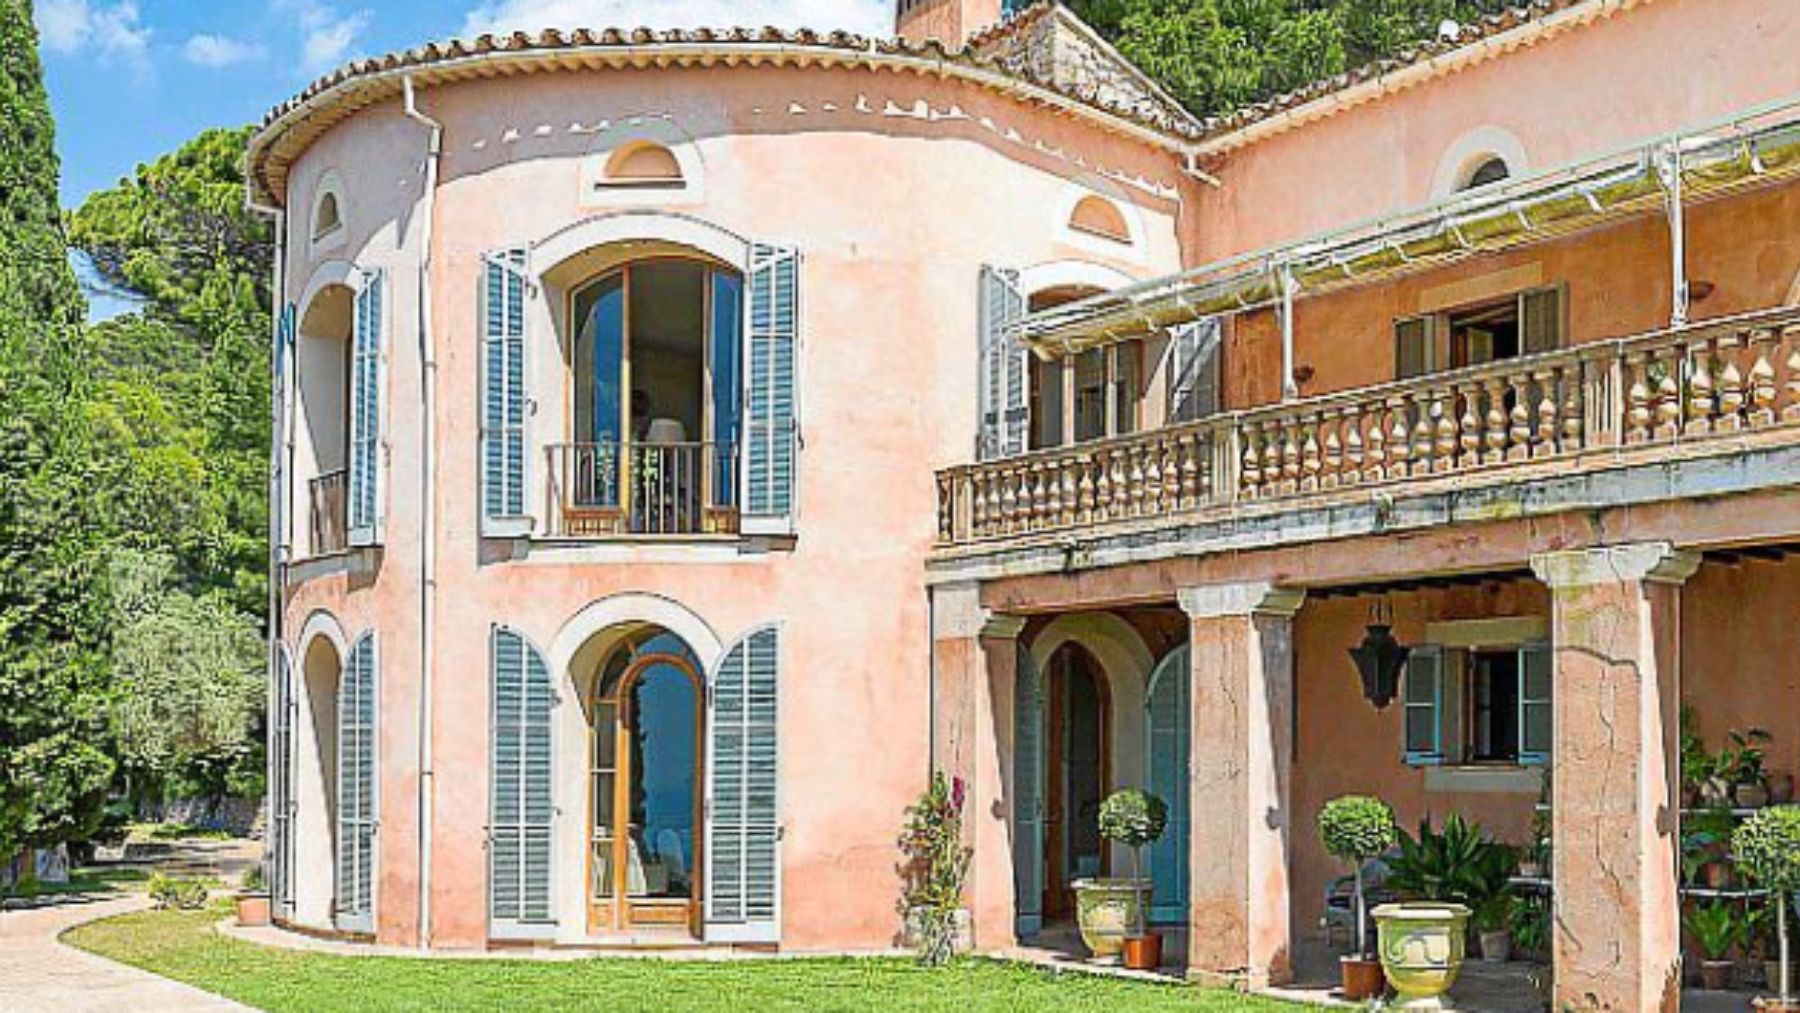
[1073,349,1107,443]
[1112,345,1140,436]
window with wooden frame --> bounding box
[1394,284,1565,380]
[1403,641,1551,768]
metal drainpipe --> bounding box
[402,74,443,952]
[248,201,288,890]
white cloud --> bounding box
[35,0,151,65]
[183,33,265,68]
[459,0,891,38]
[273,0,373,74]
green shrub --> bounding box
[1387,814,1518,905]
[1684,900,1745,961]
[1734,806,1800,1001]
[147,874,208,911]
[1317,795,1395,864]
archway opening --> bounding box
[294,633,342,928]
[1045,641,1111,919]
[580,624,705,937]
[296,284,354,555]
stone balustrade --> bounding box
[937,307,1800,546]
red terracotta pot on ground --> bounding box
[1341,955,1386,1001]
[1755,999,1800,1012]
[235,893,271,928]
[1122,932,1162,971]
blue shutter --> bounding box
[1519,642,1552,766]
[742,245,798,534]
[1013,642,1045,937]
[271,645,296,919]
[337,632,379,933]
[1144,644,1190,924]
[706,625,781,943]
[489,627,555,938]
[1403,645,1445,767]
[348,271,384,546]
[979,267,1026,460]
[481,251,531,535]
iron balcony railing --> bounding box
[937,306,1800,547]
[546,440,740,538]
[309,469,349,556]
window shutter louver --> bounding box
[1403,645,1445,766]
[348,271,385,546]
[706,625,781,943]
[743,245,799,534]
[1013,642,1045,936]
[336,633,379,933]
[489,627,555,938]
[1144,644,1190,924]
[481,251,531,536]
[1168,318,1222,424]
[1395,315,1435,380]
[1520,286,1564,356]
[978,267,1027,459]
[1519,642,1553,766]
[271,646,296,919]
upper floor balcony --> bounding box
[937,307,1800,548]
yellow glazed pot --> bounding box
[1373,902,1471,1010]
[1072,879,1150,960]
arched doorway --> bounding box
[295,280,354,555]
[585,628,705,936]
[1043,642,1111,920]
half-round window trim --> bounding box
[308,171,348,251]
[601,141,685,188]
[1068,195,1134,245]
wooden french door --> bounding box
[588,651,705,936]
[1043,644,1111,920]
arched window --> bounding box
[603,142,685,187]
[1068,195,1132,244]
[1460,156,1511,192]
[312,191,342,241]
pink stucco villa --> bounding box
[253,1,1800,1008]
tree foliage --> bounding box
[0,0,116,859]
[1066,0,1516,119]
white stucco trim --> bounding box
[1429,125,1531,200]
[532,211,751,282]
[547,592,727,685]
[1018,259,1139,300]
[293,607,350,662]
[296,259,359,326]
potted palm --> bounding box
[1318,795,1396,1000]
[1736,805,1800,1011]
[1087,789,1167,969]
[1686,900,1743,990]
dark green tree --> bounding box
[0,0,116,870]
[1066,0,1512,119]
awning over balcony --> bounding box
[1024,93,1800,355]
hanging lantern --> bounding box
[1348,599,1411,709]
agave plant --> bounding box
[1386,814,1518,906]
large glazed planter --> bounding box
[1072,879,1149,960]
[1373,902,1471,1010]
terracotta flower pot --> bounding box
[1122,932,1162,971]
[1478,930,1512,963]
[235,892,271,928]
[1340,955,1386,1001]
[1703,862,1733,890]
[1700,959,1733,991]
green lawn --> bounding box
[3,865,149,902]
[64,906,1305,1012]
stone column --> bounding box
[1531,543,1698,1013]
[1179,582,1305,989]
[930,581,1025,952]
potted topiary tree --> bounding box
[1073,789,1164,966]
[1094,789,1168,971]
[1318,795,1397,1001]
[1736,805,1800,1011]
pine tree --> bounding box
[0,0,116,872]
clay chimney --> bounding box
[895,0,1007,47]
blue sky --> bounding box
[42,0,893,210]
